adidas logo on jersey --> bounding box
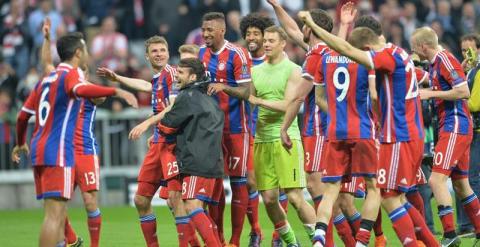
[199,188,206,193]
[400,178,407,184]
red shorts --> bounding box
[340,177,366,198]
[432,132,472,180]
[247,140,254,171]
[321,139,378,182]
[137,142,178,197]
[302,135,326,172]
[158,177,182,200]
[222,133,252,177]
[377,140,424,192]
[74,154,100,192]
[34,166,74,200]
[416,167,427,185]
[181,175,215,202]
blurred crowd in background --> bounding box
[0,0,479,121]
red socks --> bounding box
[208,189,226,245]
[347,212,361,234]
[247,190,261,235]
[190,208,220,246]
[374,209,384,237]
[404,203,439,246]
[139,214,159,247]
[461,193,480,235]
[229,180,249,245]
[388,206,418,247]
[279,192,289,213]
[175,217,190,247]
[87,209,102,247]
[437,205,456,237]
[406,190,425,216]
[64,217,77,244]
[333,214,356,247]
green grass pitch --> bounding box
[0,203,476,246]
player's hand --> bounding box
[147,135,153,148]
[266,0,280,7]
[419,88,432,100]
[340,2,357,25]
[280,129,292,153]
[298,11,314,26]
[129,120,151,140]
[90,97,106,105]
[12,144,29,164]
[97,67,118,81]
[42,17,51,40]
[207,83,226,96]
[115,88,139,108]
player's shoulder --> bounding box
[164,64,176,76]
[307,42,329,57]
[225,42,248,58]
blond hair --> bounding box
[264,26,288,41]
[411,27,438,48]
[178,44,200,56]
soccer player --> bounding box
[12,32,136,247]
[249,25,316,247]
[159,57,225,247]
[298,11,439,247]
[412,27,480,246]
[97,36,197,247]
[40,18,102,247]
[308,38,381,247]
[239,12,274,246]
[198,12,252,246]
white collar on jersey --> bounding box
[210,40,228,55]
[58,62,73,69]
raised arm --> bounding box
[337,2,357,40]
[266,0,309,51]
[41,17,55,74]
[97,67,152,92]
[298,11,374,69]
[129,97,176,140]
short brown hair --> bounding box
[178,58,206,81]
[264,26,288,41]
[144,35,168,53]
[348,27,379,49]
[178,44,200,56]
[310,9,333,33]
[461,34,480,48]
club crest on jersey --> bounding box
[218,61,226,71]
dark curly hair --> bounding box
[240,13,275,39]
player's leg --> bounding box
[429,132,471,245]
[381,192,418,247]
[246,168,263,246]
[351,140,382,246]
[182,175,220,246]
[169,178,199,247]
[208,179,225,244]
[377,142,420,246]
[135,143,163,247]
[82,191,101,247]
[338,192,361,234]
[452,178,480,239]
[255,141,298,246]
[76,154,101,247]
[260,189,298,245]
[41,198,68,247]
[224,133,250,246]
[332,199,356,247]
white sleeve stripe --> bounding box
[313,82,325,86]
[227,44,248,65]
[236,79,251,84]
[366,51,375,70]
[165,65,176,82]
[453,81,468,88]
[438,52,455,72]
[21,107,36,115]
[302,73,314,80]
[368,75,376,78]
[72,82,89,96]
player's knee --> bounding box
[261,193,278,207]
[452,179,472,197]
[134,195,150,211]
[285,189,304,209]
[82,192,98,212]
